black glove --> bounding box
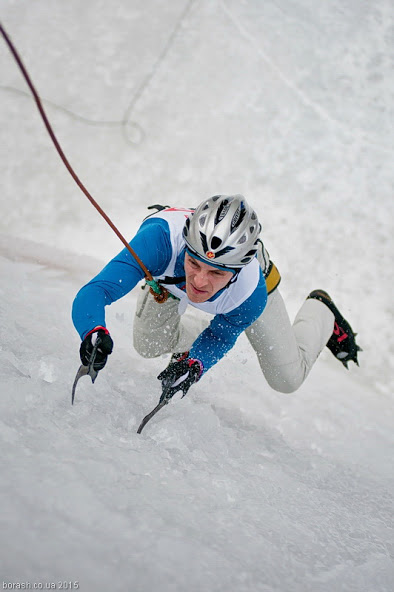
[157,353,203,402]
[80,327,113,371]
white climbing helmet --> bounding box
[183,194,261,268]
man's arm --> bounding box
[72,218,172,339]
[189,271,267,374]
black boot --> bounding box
[307,290,361,368]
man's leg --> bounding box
[133,285,206,358]
[245,289,334,393]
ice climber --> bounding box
[72,194,360,400]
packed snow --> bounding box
[1,1,393,591]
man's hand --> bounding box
[158,353,203,402]
[80,327,113,371]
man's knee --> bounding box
[268,380,301,394]
[263,365,305,394]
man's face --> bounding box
[184,252,234,303]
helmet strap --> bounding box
[225,269,241,288]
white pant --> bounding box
[133,284,334,393]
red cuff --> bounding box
[85,326,109,339]
[189,358,204,379]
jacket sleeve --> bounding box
[72,218,172,339]
[188,271,267,374]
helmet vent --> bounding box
[240,249,257,263]
[231,206,245,232]
[232,206,241,226]
[199,214,207,227]
[237,234,247,244]
[183,218,190,238]
[211,236,222,249]
[216,201,230,224]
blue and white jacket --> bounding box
[72,208,268,374]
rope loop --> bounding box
[146,279,170,303]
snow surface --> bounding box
[1,1,393,590]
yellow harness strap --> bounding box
[265,261,281,294]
